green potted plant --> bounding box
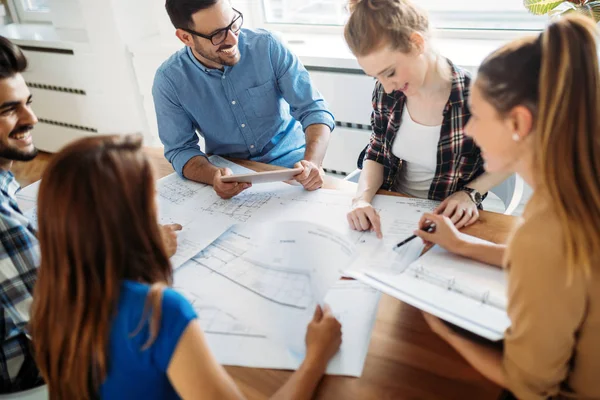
[524,0,600,22]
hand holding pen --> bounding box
[411,213,466,254]
[393,223,436,250]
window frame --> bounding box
[254,1,546,39]
[11,0,52,23]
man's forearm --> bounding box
[182,155,219,185]
[303,124,331,166]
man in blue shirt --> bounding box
[155,0,335,199]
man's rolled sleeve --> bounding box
[152,69,206,177]
[300,112,335,133]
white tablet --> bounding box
[220,167,303,184]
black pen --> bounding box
[393,224,436,250]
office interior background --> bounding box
[0,0,552,211]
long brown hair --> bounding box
[30,135,173,399]
[344,0,430,56]
[477,14,600,277]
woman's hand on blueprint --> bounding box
[161,223,183,257]
[414,213,466,255]
[347,199,383,238]
[304,304,342,370]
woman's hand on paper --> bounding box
[414,213,466,254]
[434,191,479,229]
[305,304,342,369]
[161,223,183,257]
[347,199,383,238]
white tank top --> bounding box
[391,104,441,198]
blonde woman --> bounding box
[415,15,600,399]
[344,0,504,238]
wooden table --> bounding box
[12,148,517,400]
[142,148,518,400]
[15,148,516,399]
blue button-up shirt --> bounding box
[0,171,39,391]
[153,28,335,176]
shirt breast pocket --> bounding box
[246,80,280,118]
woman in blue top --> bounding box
[29,135,342,399]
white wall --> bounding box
[2,0,152,151]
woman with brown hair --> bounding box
[29,135,342,399]
[344,0,505,238]
[414,15,600,399]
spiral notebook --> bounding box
[348,234,511,341]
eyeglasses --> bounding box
[182,9,244,46]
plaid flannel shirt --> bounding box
[360,60,485,201]
[0,171,39,392]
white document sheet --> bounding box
[174,263,380,377]
[264,187,439,275]
[14,180,40,229]
[176,221,352,353]
[155,157,293,269]
[348,234,510,341]
[15,179,40,212]
[347,195,439,275]
[156,173,291,225]
[155,173,230,269]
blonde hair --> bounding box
[477,14,600,278]
[344,0,430,56]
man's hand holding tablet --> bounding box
[215,161,324,199]
[213,168,253,199]
[293,160,325,191]
[216,165,305,199]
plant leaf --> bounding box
[524,0,569,15]
[587,1,600,22]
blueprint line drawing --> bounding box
[179,221,350,353]
[174,262,380,377]
[201,193,276,223]
[191,235,312,310]
[175,286,266,338]
[157,177,207,205]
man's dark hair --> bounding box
[0,36,26,79]
[165,0,219,29]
